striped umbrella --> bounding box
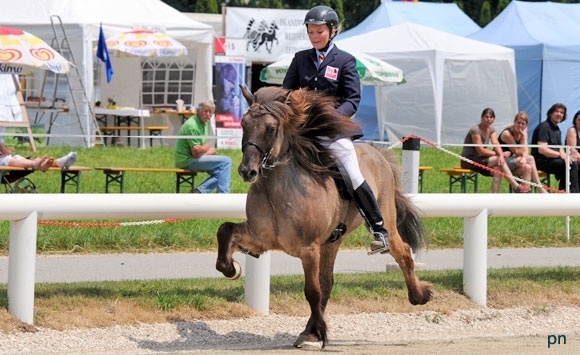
[0,26,70,74]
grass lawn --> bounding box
[0,143,578,255]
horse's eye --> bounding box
[267,126,276,135]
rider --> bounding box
[282,5,390,255]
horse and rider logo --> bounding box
[243,18,279,54]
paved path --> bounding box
[1,247,580,284]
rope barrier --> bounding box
[403,133,563,193]
[37,218,184,227]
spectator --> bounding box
[174,100,232,193]
[0,75,77,171]
[498,111,548,193]
[532,103,580,192]
[565,109,580,162]
[461,108,531,193]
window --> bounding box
[141,58,196,109]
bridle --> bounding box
[241,140,277,171]
[240,93,292,174]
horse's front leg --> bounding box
[293,248,328,350]
[216,221,270,280]
[215,222,243,280]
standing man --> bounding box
[175,100,232,193]
[282,5,390,255]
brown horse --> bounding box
[215,86,433,349]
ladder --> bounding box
[48,15,104,147]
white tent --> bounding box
[0,0,214,146]
[336,23,518,145]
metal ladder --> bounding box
[48,15,103,147]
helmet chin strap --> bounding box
[321,41,332,53]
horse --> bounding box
[257,21,279,54]
[215,86,433,350]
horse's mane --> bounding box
[252,87,362,185]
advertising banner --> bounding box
[225,7,309,62]
[214,55,247,149]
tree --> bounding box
[479,0,492,27]
[195,0,218,13]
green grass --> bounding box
[2,266,578,317]
[0,143,579,256]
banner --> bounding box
[226,7,309,62]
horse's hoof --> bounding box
[227,261,242,280]
[293,334,323,351]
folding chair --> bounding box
[1,168,38,193]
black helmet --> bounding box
[303,5,338,28]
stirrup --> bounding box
[368,232,391,255]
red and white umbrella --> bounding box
[0,26,70,74]
[106,30,187,57]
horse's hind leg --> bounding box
[389,235,433,305]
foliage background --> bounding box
[162,0,580,30]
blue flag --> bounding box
[96,23,113,83]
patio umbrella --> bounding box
[0,26,70,74]
[105,30,187,57]
[260,50,404,86]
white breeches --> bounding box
[320,137,365,189]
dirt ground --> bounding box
[191,335,574,355]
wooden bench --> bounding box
[95,167,197,193]
[418,166,432,193]
[440,167,479,193]
[100,126,169,147]
[0,166,92,193]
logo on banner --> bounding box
[244,19,279,54]
[324,66,339,81]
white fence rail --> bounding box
[2,193,579,324]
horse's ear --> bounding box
[240,85,253,105]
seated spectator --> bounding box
[565,109,580,162]
[498,111,548,193]
[461,107,531,193]
[174,100,232,193]
[0,128,77,171]
[532,103,580,192]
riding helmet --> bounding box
[303,5,339,28]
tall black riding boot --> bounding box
[353,181,391,255]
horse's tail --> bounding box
[395,190,428,251]
[380,147,428,251]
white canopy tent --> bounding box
[336,23,518,145]
[0,0,214,146]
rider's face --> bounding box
[307,24,331,51]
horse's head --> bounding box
[238,85,292,183]
[238,85,363,185]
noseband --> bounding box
[241,140,276,171]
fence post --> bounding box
[402,136,420,194]
[244,251,271,315]
[463,209,488,306]
[7,211,38,324]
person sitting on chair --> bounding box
[174,100,232,193]
[461,108,531,193]
[0,130,77,173]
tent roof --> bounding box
[337,2,480,40]
[336,23,514,62]
[469,1,580,58]
[0,0,213,43]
